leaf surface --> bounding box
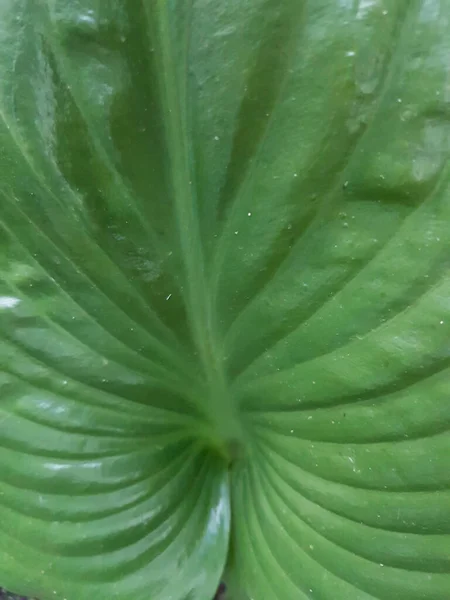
[0,1,449,599]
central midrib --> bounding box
[151,2,244,460]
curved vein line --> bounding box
[0,407,160,441]
[69,457,211,562]
[251,420,450,447]
[223,1,414,341]
[259,451,450,538]
[210,0,405,279]
[0,449,196,524]
[0,450,202,510]
[258,455,447,576]
[237,465,306,600]
[5,404,195,436]
[0,459,209,568]
[0,416,187,451]
[0,327,198,411]
[0,443,197,501]
[256,431,450,493]
[211,1,309,236]
[38,3,178,287]
[0,106,181,354]
[0,268,187,389]
[0,367,196,425]
[241,360,450,415]
[0,206,193,381]
[9,412,194,437]
[0,343,196,419]
[0,417,186,450]
[234,162,450,382]
[236,269,450,392]
[246,456,358,599]
[0,441,147,461]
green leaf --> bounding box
[0,1,449,599]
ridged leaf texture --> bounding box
[0,1,449,599]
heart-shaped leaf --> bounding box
[1,2,449,599]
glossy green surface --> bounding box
[0,1,449,599]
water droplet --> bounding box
[0,296,20,309]
[400,107,415,122]
[440,320,444,325]
[346,51,356,57]
[397,98,402,103]
[234,231,239,235]
[247,212,252,216]
[77,10,96,28]
[62,380,67,386]
[214,136,220,141]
